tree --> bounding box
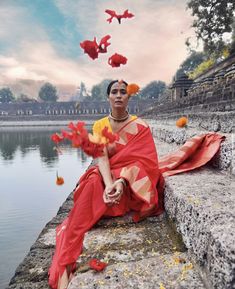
[17,93,36,103]
[91,79,113,100]
[0,87,15,103]
[187,0,235,54]
[174,51,205,80]
[38,82,58,102]
[139,81,166,99]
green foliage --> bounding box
[139,81,166,99]
[188,58,215,79]
[90,79,113,100]
[175,51,205,80]
[38,82,58,102]
[0,87,15,103]
[187,0,235,55]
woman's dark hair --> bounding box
[106,80,128,96]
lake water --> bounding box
[0,127,92,288]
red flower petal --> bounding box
[80,38,99,60]
[51,133,64,144]
[108,53,127,68]
[101,127,118,143]
[89,258,107,271]
[98,35,111,53]
[105,9,134,24]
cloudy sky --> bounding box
[0,0,199,89]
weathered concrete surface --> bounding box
[164,167,235,289]
[153,137,235,289]
[69,254,205,289]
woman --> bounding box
[48,79,165,289]
[48,80,224,289]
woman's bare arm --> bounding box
[97,147,113,187]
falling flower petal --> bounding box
[176,117,188,128]
[101,127,118,143]
[51,133,64,144]
[56,172,64,186]
[105,9,134,24]
[108,53,127,68]
[98,35,111,53]
[80,37,99,60]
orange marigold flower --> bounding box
[126,83,140,96]
[56,171,64,185]
[176,117,188,128]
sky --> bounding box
[0,0,199,90]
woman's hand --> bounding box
[103,179,126,205]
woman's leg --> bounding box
[49,172,107,289]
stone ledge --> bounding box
[68,254,205,289]
[164,167,235,289]
[145,111,235,133]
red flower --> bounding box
[101,127,118,143]
[89,258,107,271]
[98,35,111,53]
[80,38,99,60]
[108,53,127,68]
[80,36,111,59]
[51,133,64,144]
[105,9,134,24]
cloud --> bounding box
[0,0,198,91]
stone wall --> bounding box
[0,99,152,118]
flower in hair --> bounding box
[127,83,140,96]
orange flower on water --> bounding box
[176,117,188,128]
[127,83,140,96]
[56,172,64,186]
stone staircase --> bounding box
[148,117,235,289]
[7,117,234,289]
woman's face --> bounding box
[108,82,129,110]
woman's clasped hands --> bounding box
[103,178,126,205]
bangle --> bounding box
[115,178,127,187]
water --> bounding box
[0,127,92,288]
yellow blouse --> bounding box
[93,115,137,135]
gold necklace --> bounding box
[109,112,130,122]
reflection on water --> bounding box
[0,127,92,288]
[0,128,89,165]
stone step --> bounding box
[7,199,207,289]
[154,138,235,289]
[147,120,234,174]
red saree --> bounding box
[48,117,224,289]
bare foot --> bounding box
[57,269,69,289]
